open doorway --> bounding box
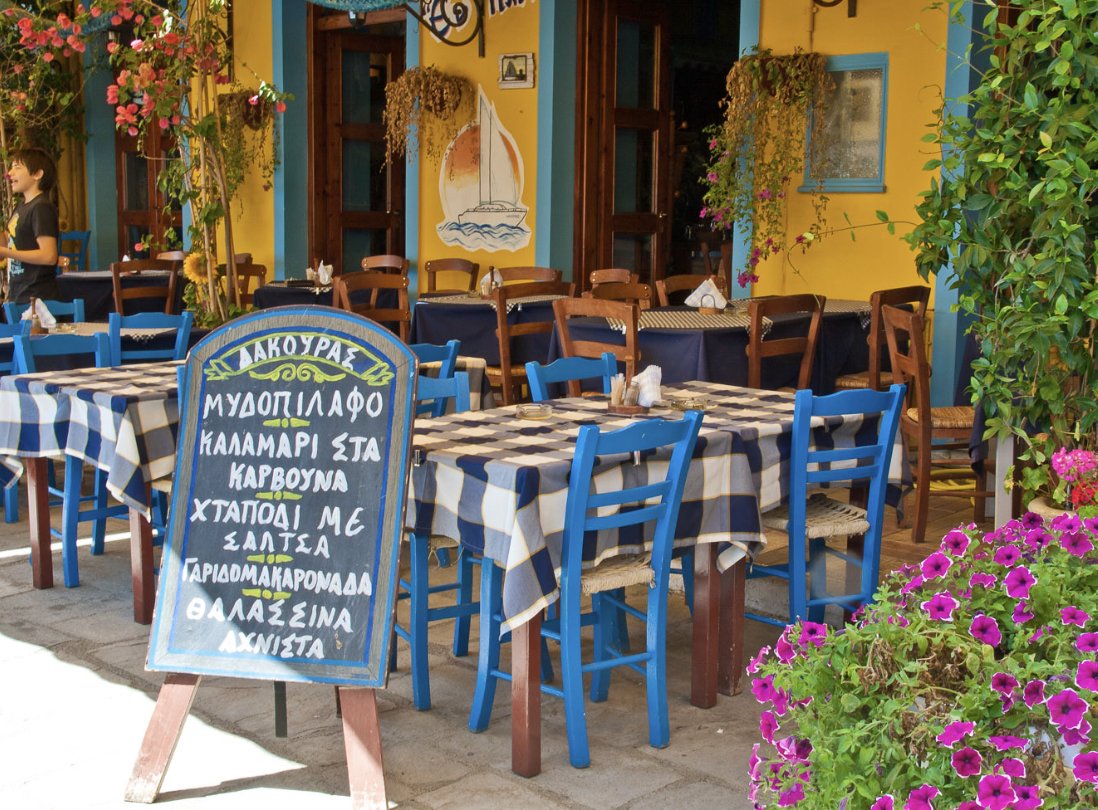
[574,0,738,290]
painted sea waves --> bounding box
[436,221,530,252]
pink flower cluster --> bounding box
[749,515,1098,808]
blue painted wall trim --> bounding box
[535,0,577,278]
[931,0,975,406]
[273,0,309,280]
[729,0,761,299]
[83,37,118,271]
[405,21,421,298]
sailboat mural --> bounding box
[437,87,531,251]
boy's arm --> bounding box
[0,235,59,267]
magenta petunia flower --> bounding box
[970,614,1003,647]
[798,621,827,648]
[1020,511,1044,529]
[869,797,894,810]
[969,572,998,588]
[976,773,1016,810]
[991,672,1019,696]
[921,551,952,579]
[759,710,779,744]
[1062,718,1091,746]
[993,545,1021,566]
[751,675,776,704]
[951,746,982,777]
[936,721,975,748]
[1062,606,1091,627]
[1072,751,1098,784]
[775,635,796,663]
[904,784,940,810]
[1029,626,1051,643]
[1053,513,1083,533]
[987,735,1029,751]
[1024,528,1053,551]
[777,782,805,806]
[957,803,980,810]
[1077,660,1098,692]
[921,592,959,622]
[941,529,971,556]
[1004,566,1036,598]
[1076,632,1098,653]
[1086,516,1098,534]
[1014,784,1043,810]
[1012,600,1035,624]
[1023,680,1047,707]
[771,688,789,715]
[747,645,771,674]
[901,574,926,595]
[1047,688,1089,730]
[999,757,1026,779]
[1061,530,1094,557]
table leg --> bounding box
[26,458,53,590]
[718,559,745,696]
[691,545,719,709]
[512,612,542,777]
[129,490,155,625]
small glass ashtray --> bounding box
[664,396,709,412]
[516,403,553,420]
[48,323,76,334]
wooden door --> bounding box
[114,128,182,260]
[576,0,672,289]
[313,26,404,275]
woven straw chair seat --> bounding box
[401,532,459,553]
[762,493,870,539]
[580,554,654,595]
[834,371,870,390]
[906,405,975,429]
[486,364,529,377]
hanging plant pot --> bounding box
[221,90,272,131]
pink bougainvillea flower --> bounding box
[1062,606,1091,627]
[941,529,971,556]
[969,572,997,589]
[798,621,827,648]
[921,592,959,621]
[759,710,779,744]
[1004,566,1036,598]
[1072,751,1098,784]
[1076,660,1098,692]
[951,746,982,777]
[1060,530,1094,557]
[993,545,1021,566]
[904,784,939,810]
[991,672,1019,696]
[999,758,1026,779]
[869,797,894,810]
[976,773,1016,810]
[1077,632,1098,653]
[1012,601,1035,624]
[936,721,975,748]
[1023,680,1046,707]
[1013,784,1043,809]
[1047,688,1089,730]
[970,614,1002,647]
[987,735,1029,751]
[921,551,952,579]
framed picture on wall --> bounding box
[499,53,535,89]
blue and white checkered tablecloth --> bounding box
[405,380,895,632]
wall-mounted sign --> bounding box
[499,52,535,89]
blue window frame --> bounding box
[801,52,889,193]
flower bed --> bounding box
[749,514,1098,808]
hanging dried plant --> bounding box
[383,66,473,166]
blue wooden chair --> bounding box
[108,311,194,365]
[4,298,86,325]
[469,410,703,768]
[59,230,91,273]
[13,332,128,587]
[747,384,905,625]
[409,339,460,417]
[1,321,32,523]
[525,352,617,401]
[394,372,478,710]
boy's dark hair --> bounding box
[11,148,57,194]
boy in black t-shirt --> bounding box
[2,148,60,304]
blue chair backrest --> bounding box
[0,321,31,376]
[415,371,470,417]
[525,352,617,402]
[561,411,703,588]
[108,311,194,365]
[410,339,461,417]
[59,230,91,273]
[13,332,111,374]
[4,299,86,325]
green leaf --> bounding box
[875,210,889,223]
[1055,294,1069,315]
[1039,131,1053,149]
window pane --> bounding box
[616,19,655,109]
[343,228,388,276]
[614,128,654,214]
[342,140,387,211]
[343,50,387,125]
[612,233,653,276]
[818,67,884,179]
[123,152,149,211]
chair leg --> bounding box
[452,547,475,658]
[60,457,83,588]
[806,538,827,624]
[469,559,503,732]
[91,468,109,556]
[913,438,931,544]
[973,463,988,524]
[407,532,432,711]
[681,551,695,615]
[559,581,590,768]
[787,530,808,622]
[645,586,670,750]
[3,483,17,524]
[589,592,612,703]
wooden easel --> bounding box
[125,674,388,808]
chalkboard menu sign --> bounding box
[147,307,416,687]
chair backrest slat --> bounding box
[881,305,930,418]
[332,271,411,341]
[865,285,930,389]
[410,339,462,417]
[110,259,180,315]
[13,332,111,373]
[491,280,574,404]
[424,258,479,294]
[415,372,470,417]
[4,298,85,325]
[491,266,562,284]
[588,282,652,309]
[108,311,193,365]
[747,294,826,390]
[526,352,616,400]
[552,297,640,383]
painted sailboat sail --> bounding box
[458,95,527,227]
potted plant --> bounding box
[699,48,832,287]
[383,65,472,166]
[749,517,1098,807]
[1027,447,1098,520]
[908,0,1098,505]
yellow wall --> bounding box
[755,0,948,302]
[419,4,540,287]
